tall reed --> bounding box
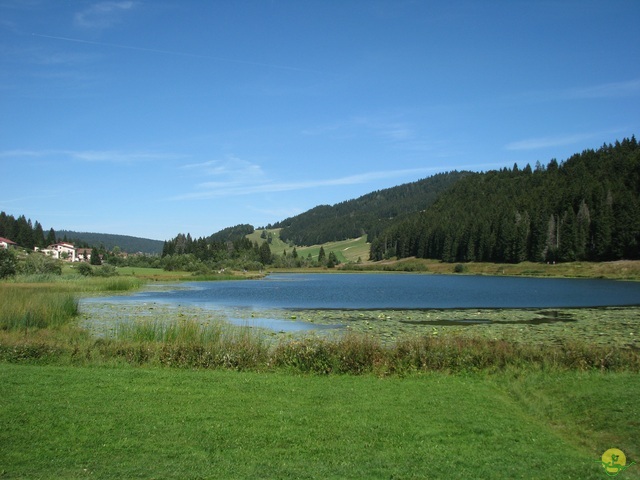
[110,318,270,370]
[0,285,79,330]
[0,274,142,332]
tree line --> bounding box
[370,137,640,263]
[161,233,271,271]
[0,212,56,250]
[161,234,342,271]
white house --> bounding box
[0,237,17,250]
[42,242,77,262]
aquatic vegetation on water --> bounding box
[288,306,640,350]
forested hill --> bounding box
[207,224,255,243]
[56,231,164,254]
[271,171,470,245]
[370,137,640,263]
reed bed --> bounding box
[271,333,640,374]
[0,286,78,330]
[97,318,271,370]
[0,275,142,331]
[2,320,638,374]
[6,274,144,293]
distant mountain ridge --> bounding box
[56,230,164,254]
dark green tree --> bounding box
[33,221,46,248]
[318,246,326,264]
[327,251,339,268]
[46,228,56,246]
[90,249,102,265]
[258,241,272,265]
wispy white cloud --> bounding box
[172,166,442,201]
[0,148,181,162]
[504,133,597,151]
[181,156,265,179]
[74,1,136,29]
[504,78,640,105]
[302,114,416,144]
[566,78,640,99]
[71,150,179,162]
[1,42,99,67]
[30,34,325,74]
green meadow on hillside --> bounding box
[247,229,370,264]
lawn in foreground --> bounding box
[2,364,637,479]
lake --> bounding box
[83,272,640,310]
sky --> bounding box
[1,1,639,241]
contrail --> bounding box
[31,33,324,74]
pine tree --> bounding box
[46,228,56,246]
[592,191,613,260]
[544,214,559,262]
[327,251,338,268]
[258,241,272,265]
[318,246,326,264]
[558,207,577,262]
[576,200,591,260]
[33,221,46,248]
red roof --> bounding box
[0,237,17,245]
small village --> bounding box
[0,236,93,263]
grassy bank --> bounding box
[1,364,637,479]
[342,258,640,280]
[0,275,143,331]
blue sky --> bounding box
[1,1,639,241]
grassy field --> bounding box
[247,229,371,264]
[296,236,370,264]
[342,257,640,279]
[1,364,637,479]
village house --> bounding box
[40,242,77,262]
[76,248,92,262]
[0,237,17,250]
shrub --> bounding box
[19,254,62,275]
[76,263,93,276]
[93,264,118,277]
[272,338,335,374]
[0,248,17,278]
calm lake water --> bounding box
[85,273,640,310]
